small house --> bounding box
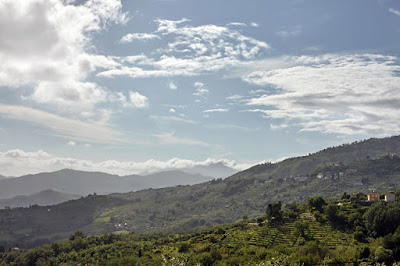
[368,193,380,202]
[385,193,396,203]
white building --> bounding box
[385,193,396,203]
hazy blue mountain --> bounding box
[128,170,213,188]
[139,162,238,179]
[182,162,238,178]
[0,169,213,199]
[0,189,80,208]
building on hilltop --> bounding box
[385,193,396,203]
[367,192,380,202]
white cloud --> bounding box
[168,81,177,90]
[153,132,209,147]
[129,92,149,108]
[244,54,400,136]
[0,104,125,144]
[203,109,229,113]
[193,82,209,96]
[270,124,289,130]
[98,18,270,79]
[31,80,107,111]
[0,149,252,177]
[66,141,76,146]
[120,33,160,43]
[0,0,127,110]
[194,82,204,88]
[193,88,209,96]
[226,94,243,101]
[227,22,247,27]
[389,8,400,16]
[250,22,259,27]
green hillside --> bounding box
[233,135,400,181]
[3,197,400,265]
[1,136,400,249]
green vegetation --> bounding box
[3,196,400,265]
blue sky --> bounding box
[1,0,400,176]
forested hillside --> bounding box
[3,195,400,265]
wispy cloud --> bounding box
[244,54,400,136]
[98,18,270,79]
[120,33,161,43]
[227,22,247,27]
[389,8,400,17]
[203,108,229,113]
[276,25,302,37]
[149,115,196,124]
[0,104,125,144]
[226,94,244,101]
[153,132,210,147]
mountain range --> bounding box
[138,161,238,178]
[0,169,214,201]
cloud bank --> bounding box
[0,0,128,110]
[244,54,400,136]
[99,18,270,78]
[0,149,252,177]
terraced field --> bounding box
[226,213,352,249]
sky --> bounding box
[1,0,400,177]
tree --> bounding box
[266,202,282,222]
[364,202,400,237]
[307,196,326,212]
[293,221,309,237]
[69,231,86,241]
[324,203,338,222]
